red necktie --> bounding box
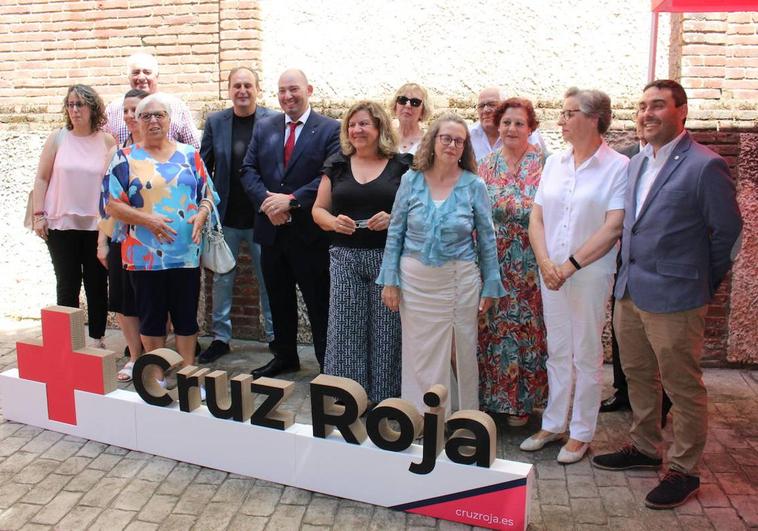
[284,121,300,167]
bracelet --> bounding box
[569,255,582,270]
[200,198,213,208]
[33,211,45,216]
[199,204,211,215]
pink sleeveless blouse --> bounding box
[44,130,109,231]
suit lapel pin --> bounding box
[674,155,680,160]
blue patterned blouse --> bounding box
[101,142,218,271]
[376,169,505,298]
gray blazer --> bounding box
[614,132,742,313]
[200,105,275,221]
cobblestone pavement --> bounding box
[0,320,756,530]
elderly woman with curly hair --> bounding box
[312,101,412,405]
[377,113,504,415]
[390,82,431,154]
[32,84,116,347]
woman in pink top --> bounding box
[31,85,116,346]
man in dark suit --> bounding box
[593,80,742,509]
[240,69,340,378]
[198,67,276,363]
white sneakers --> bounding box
[519,431,565,451]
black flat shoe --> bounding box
[599,394,630,412]
[251,358,300,379]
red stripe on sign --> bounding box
[405,484,527,530]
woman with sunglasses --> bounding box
[312,101,412,407]
[390,83,431,155]
[520,88,627,464]
[378,113,504,416]
[103,93,218,373]
[32,84,116,348]
[98,88,149,382]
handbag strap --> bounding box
[204,195,223,234]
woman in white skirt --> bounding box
[377,113,505,415]
[520,88,628,464]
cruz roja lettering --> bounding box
[133,349,497,474]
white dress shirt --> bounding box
[284,106,311,145]
[635,130,687,218]
[534,142,628,274]
[469,122,548,162]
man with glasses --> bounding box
[469,86,548,162]
[105,51,200,148]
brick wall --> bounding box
[0,0,261,126]
[679,12,758,104]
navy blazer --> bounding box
[614,132,742,313]
[199,105,275,222]
[239,110,341,246]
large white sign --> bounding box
[1,306,534,530]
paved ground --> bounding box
[0,319,756,530]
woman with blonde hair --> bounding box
[313,101,412,405]
[377,113,504,415]
[390,82,431,154]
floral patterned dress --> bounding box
[477,145,548,415]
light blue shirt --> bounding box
[376,169,506,298]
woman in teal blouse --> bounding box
[377,113,505,415]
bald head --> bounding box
[278,68,313,120]
[477,86,504,133]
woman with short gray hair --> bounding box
[519,88,628,464]
[103,92,217,374]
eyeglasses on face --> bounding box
[139,111,168,122]
[476,101,499,112]
[66,102,86,109]
[396,96,422,107]
[559,109,582,121]
[437,134,466,147]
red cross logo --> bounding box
[16,306,118,425]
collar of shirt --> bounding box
[285,106,311,128]
[641,129,686,166]
[559,140,610,170]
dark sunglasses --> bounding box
[396,96,423,108]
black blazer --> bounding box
[239,110,341,246]
[200,105,275,221]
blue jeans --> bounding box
[211,226,274,342]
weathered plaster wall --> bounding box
[729,133,758,364]
[258,0,671,106]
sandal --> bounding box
[117,361,134,382]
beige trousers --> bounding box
[614,296,708,474]
[399,257,481,416]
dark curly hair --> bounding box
[62,84,107,132]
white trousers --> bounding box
[399,257,481,416]
[540,268,613,442]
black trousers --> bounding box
[260,230,329,370]
[46,229,108,339]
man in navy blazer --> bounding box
[240,69,340,378]
[593,80,742,509]
[198,67,276,364]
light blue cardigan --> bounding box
[376,169,505,298]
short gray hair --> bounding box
[564,87,612,134]
[136,93,173,118]
[126,52,159,77]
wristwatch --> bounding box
[289,195,300,209]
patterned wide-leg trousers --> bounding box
[324,246,402,403]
